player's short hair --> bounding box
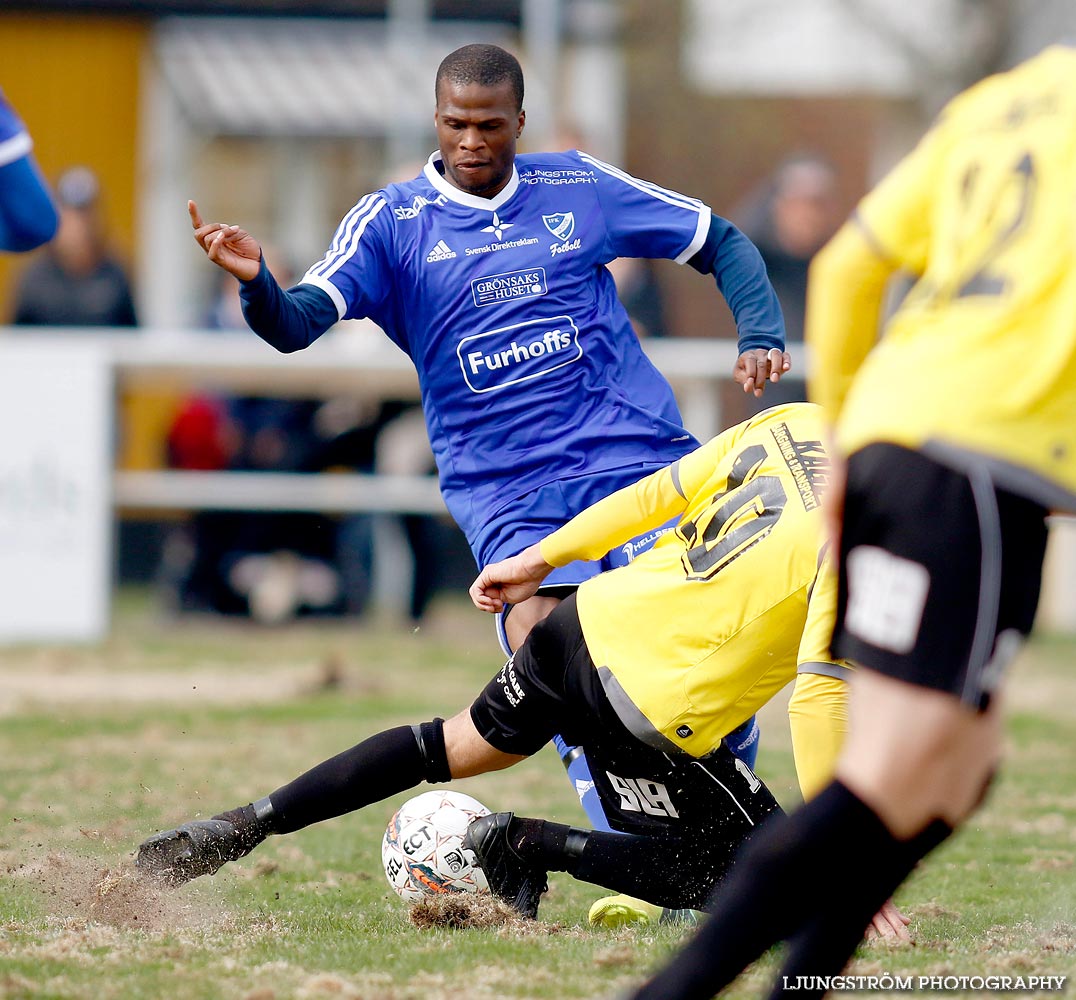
[435,44,524,111]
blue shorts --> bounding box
[474,463,674,571]
[482,465,680,655]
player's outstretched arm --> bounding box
[188,199,261,281]
[469,543,554,613]
[734,347,792,397]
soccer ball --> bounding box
[382,789,491,901]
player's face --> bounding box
[435,80,524,198]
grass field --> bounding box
[1,590,1073,1000]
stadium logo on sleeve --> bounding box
[470,267,548,308]
[457,315,582,393]
[393,193,448,220]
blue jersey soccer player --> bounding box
[184,43,788,876]
[0,91,58,253]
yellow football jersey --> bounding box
[808,45,1076,509]
[540,403,848,770]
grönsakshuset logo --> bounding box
[470,267,548,308]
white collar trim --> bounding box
[423,151,520,212]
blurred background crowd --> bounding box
[1,0,1072,629]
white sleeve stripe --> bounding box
[318,197,387,281]
[579,151,698,207]
[307,193,379,278]
[300,273,348,320]
[577,151,704,213]
[0,131,32,168]
[308,195,372,277]
[676,206,711,265]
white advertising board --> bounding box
[0,340,111,642]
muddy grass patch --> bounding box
[9,851,229,932]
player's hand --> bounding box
[469,543,554,613]
[864,899,912,944]
[188,200,262,282]
[734,347,792,397]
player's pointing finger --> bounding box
[188,200,204,230]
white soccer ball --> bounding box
[381,789,491,901]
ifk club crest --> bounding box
[542,212,575,242]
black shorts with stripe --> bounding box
[832,443,1049,710]
[470,593,781,837]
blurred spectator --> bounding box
[165,253,408,623]
[163,253,365,623]
[11,166,137,327]
[0,89,58,253]
[163,392,356,623]
[739,153,841,344]
[737,153,841,409]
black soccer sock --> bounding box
[630,781,929,1000]
[264,726,426,835]
[506,817,728,912]
[767,817,954,1000]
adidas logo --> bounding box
[425,239,456,262]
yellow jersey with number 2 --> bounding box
[809,45,1076,509]
[540,403,847,794]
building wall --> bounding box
[619,0,916,424]
[0,13,147,313]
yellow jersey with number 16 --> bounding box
[540,403,845,766]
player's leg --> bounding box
[472,744,781,916]
[136,695,529,885]
[630,777,952,1000]
[469,651,782,918]
[628,446,1049,1000]
[498,590,618,834]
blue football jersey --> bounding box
[0,93,32,168]
[300,150,725,557]
[0,91,58,253]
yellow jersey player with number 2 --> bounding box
[632,44,1076,1000]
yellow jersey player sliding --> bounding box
[139,403,905,938]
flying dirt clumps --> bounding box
[10,852,227,932]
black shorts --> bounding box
[833,444,1049,710]
[470,594,781,837]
